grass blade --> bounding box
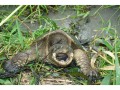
[16,20,24,48]
[115,38,120,85]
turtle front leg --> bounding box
[3,48,37,73]
[73,49,98,79]
[0,49,37,78]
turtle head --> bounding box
[49,44,73,67]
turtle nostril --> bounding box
[56,53,68,61]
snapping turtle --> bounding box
[2,30,97,80]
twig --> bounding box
[43,78,72,83]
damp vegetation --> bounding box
[0,5,120,85]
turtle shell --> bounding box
[31,30,83,50]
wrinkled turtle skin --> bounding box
[2,30,98,80]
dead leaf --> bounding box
[100,66,115,70]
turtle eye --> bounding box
[56,53,68,61]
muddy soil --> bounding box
[47,6,120,42]
[1,5,120,41]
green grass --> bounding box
[0,5,120,85]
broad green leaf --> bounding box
[0,56,7,61]
[0,79,12,85]
[101,72,111,85]
[97,39,113,51]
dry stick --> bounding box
[0,5,23,26]
[43,78,72,82]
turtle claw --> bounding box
[87,69,98,77]
[86,69,98,84]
